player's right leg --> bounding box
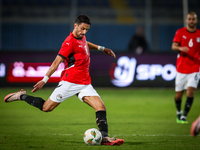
[4,81,82,112]
[4,89,60,112]
[175,72,186,124]
[174,91,184,123]
[191,115,200,136]
[42,98,60,112]
[4,89,26,103]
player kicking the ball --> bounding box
[4,15,124,146]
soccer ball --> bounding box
[83,128,102,145]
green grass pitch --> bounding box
[0,87,200,150]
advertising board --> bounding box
[0,52,199,87]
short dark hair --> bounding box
[188,11,197,18]
[75,15,91,25]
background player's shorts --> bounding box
[49,81,100,103]
[175,72,199,92]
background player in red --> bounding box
[172,12,200,124]
[191,115,200,136]
[4,15,124,146]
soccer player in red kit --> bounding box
[172,12,200,124]
[191,115,200,136]
[4,15,124,145]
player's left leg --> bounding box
[180,87,195,123]
[82,96,108,137]
[82,96,106,111]
[78,84,124,146]
[181,72,199,123]
[82,96,124,146]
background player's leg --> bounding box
[181,87,195,120]
[175,91,184,121]
[186,87,195,97]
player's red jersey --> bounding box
[173,27,200,73]
[58,32,91,85]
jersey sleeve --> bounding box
[58,40,74,59]
[173,29,181,44]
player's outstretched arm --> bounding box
[103,48,116,58]
[32,55,64,93]
[87,41,116,58]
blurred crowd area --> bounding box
[1,0,200,52]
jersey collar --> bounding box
[71,32,83,40]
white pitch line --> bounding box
[52,134,73,136]
[0,134,198,137]
[112,134,195,137]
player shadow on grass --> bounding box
[60,140,86,144]
[62,141,147,146]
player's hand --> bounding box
[179,46,189,53]
[103,48,116,58]
[31,80,45,93]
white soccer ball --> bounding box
[83,128,102,145]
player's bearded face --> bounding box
[186,15,197,28]
[74,23,90,39]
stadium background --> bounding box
[0,0,200,87]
